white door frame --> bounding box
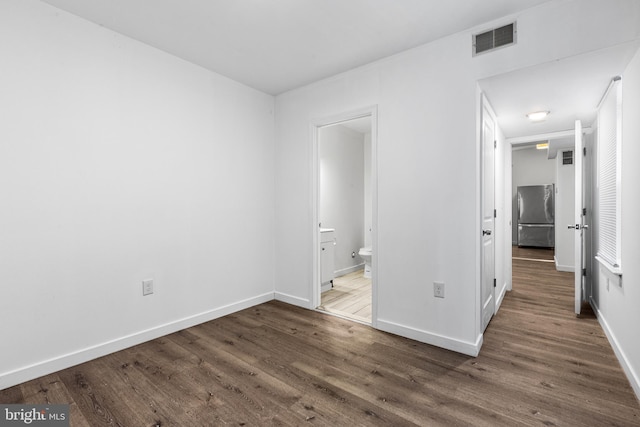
[310,105,378,327]
[505,127,592,315]
[573,120,584,315]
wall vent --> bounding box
[473,22,517,56]
[562,150,573,165]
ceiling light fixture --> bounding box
[536,142,549,150]
[527,110,550,122]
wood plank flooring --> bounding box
[512,245,555,262]
[318,269,371,323]
[1,258,639,426]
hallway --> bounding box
[479,252,639,424]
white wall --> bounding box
[554,148,575,271]
[511,146,556,244]
[592,46,640,398]
[319,125,365,275]
[274,0,640,356]
[0,0,275,389]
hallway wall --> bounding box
[592,46,640,398]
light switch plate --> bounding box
[142,279,154,296]
[434,281,445,298]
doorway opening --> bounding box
[311,107,377,326]
[511,140,564,266]
[478,90,593,333]
[507,126,592,316]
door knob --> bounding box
[482,230,492,236]
[568,224,589,230]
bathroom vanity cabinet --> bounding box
[320,229,335,292]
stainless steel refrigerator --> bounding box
[517,184,555,247]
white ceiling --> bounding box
[480,41,640,139]
[40,0,553,95]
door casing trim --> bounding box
[310,105,379,327]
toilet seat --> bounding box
[359,247,372,256]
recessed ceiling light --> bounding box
[527,110,550,122]
[536,142,549,150]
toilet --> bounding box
[358,247,372,278]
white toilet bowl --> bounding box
[359,247,372,278]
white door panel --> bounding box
[481,102,496,332]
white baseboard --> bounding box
[495,282,508,311]
[555,256,575,272]
[376,319,482,357]
[0,292,274,391]
[590,297,640,400]
[334,263,364,278]
[274,291,310,309]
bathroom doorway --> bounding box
[311,107,377,326]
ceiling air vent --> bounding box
[473,22,516,56]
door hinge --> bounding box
[583,147,587,156]
[493,278,497,288]
[582,268,587,277]
[582,208,587,216]
[494,209,497,218]
[494,140,497,149]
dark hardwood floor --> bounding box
[2,257,639,426]
[512,245,555,261]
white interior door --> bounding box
[481,104,496,332]
[573,120,584,315]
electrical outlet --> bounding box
[434,281,445,298]
[142,279,154,296]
